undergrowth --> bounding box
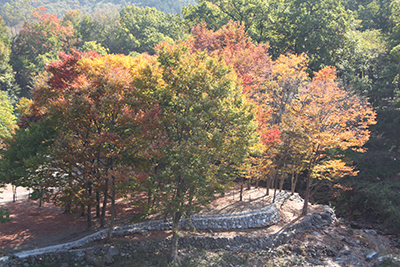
[0,206,11,223]
[329,150,400,233]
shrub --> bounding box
[0,207,11,223]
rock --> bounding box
[85,250,102,266]
[103,253,113,265]
[107,246,119,257]
[335,257,350,265]
[350,222,362,229]
[139,229,149,236]
[313,259,321,265]
[338,250,352,257]
[363,229,378,236]
[291,246,305,255]
[366,251,378,261]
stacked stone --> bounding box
[2,190,327,265]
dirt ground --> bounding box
[0,185,29,205]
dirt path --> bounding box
[0,185,30,205]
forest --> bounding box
[0,0,399,262]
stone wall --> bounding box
[113,201,279,234]
[5,192,285,260]
[1,205,336,267]
[0,191,336,267]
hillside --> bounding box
[0,0,197,17]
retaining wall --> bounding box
[0,191,335,267]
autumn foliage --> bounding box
[0,19,378,261]
[188,22,376,215]
[32,49,165,231]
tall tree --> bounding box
[0,0,33,36]
[149,40,257,262]
[32,50,163,231]
[282,67,376,215]
[0,117,56,205]
[117,5,186,55]
[275,0,354,71]
[184,0,354,72]
[0,91,15,143]
[0,91,17,199]
[346,0,392,32]
[0,16,19,101]
[79,6,120,53]
[336,29,387,103]
[183,0,284,46]
[11,7,77,96]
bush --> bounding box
[331,164,400,232]
[313,150,400,233]
[0,207,11,223]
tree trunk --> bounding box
[302,174,312,215]
[239,176,244,201]
[272,174,278,203]
[87,184,92,228]
[247,178,251,190]
[65,193,71,213]
[12,185,16,202]
[96,191,100,218]
[266,176,270,196]
[279,176,284,192]
[106,177,116,242]
[169,211,182,263]
[291,172,299,195]
[100,179,109,228]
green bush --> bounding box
[0,207,11,223]
[317,149,400,233]
[333,174,400,232]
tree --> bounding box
[0,91,17,199]
[183,0,284,47]
[275,0,354,71]
[346,0,393,32]
[0,16,19,102]
[79,6,120,53]
[184,0,354,72]
[254,52,310,197]
[11,7,77,96]
[149,40,257,262]
[0,118,56,205]
[190,21,272,100]
[32,50,163,234]
[282,67,376,215]
[0,91,15,142]
[190,22,308,196]
[336,29,387,103]
[0,0,33,36]
[117,5,186,55]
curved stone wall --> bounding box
[0,205,336,267]
[0,191,317,265]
